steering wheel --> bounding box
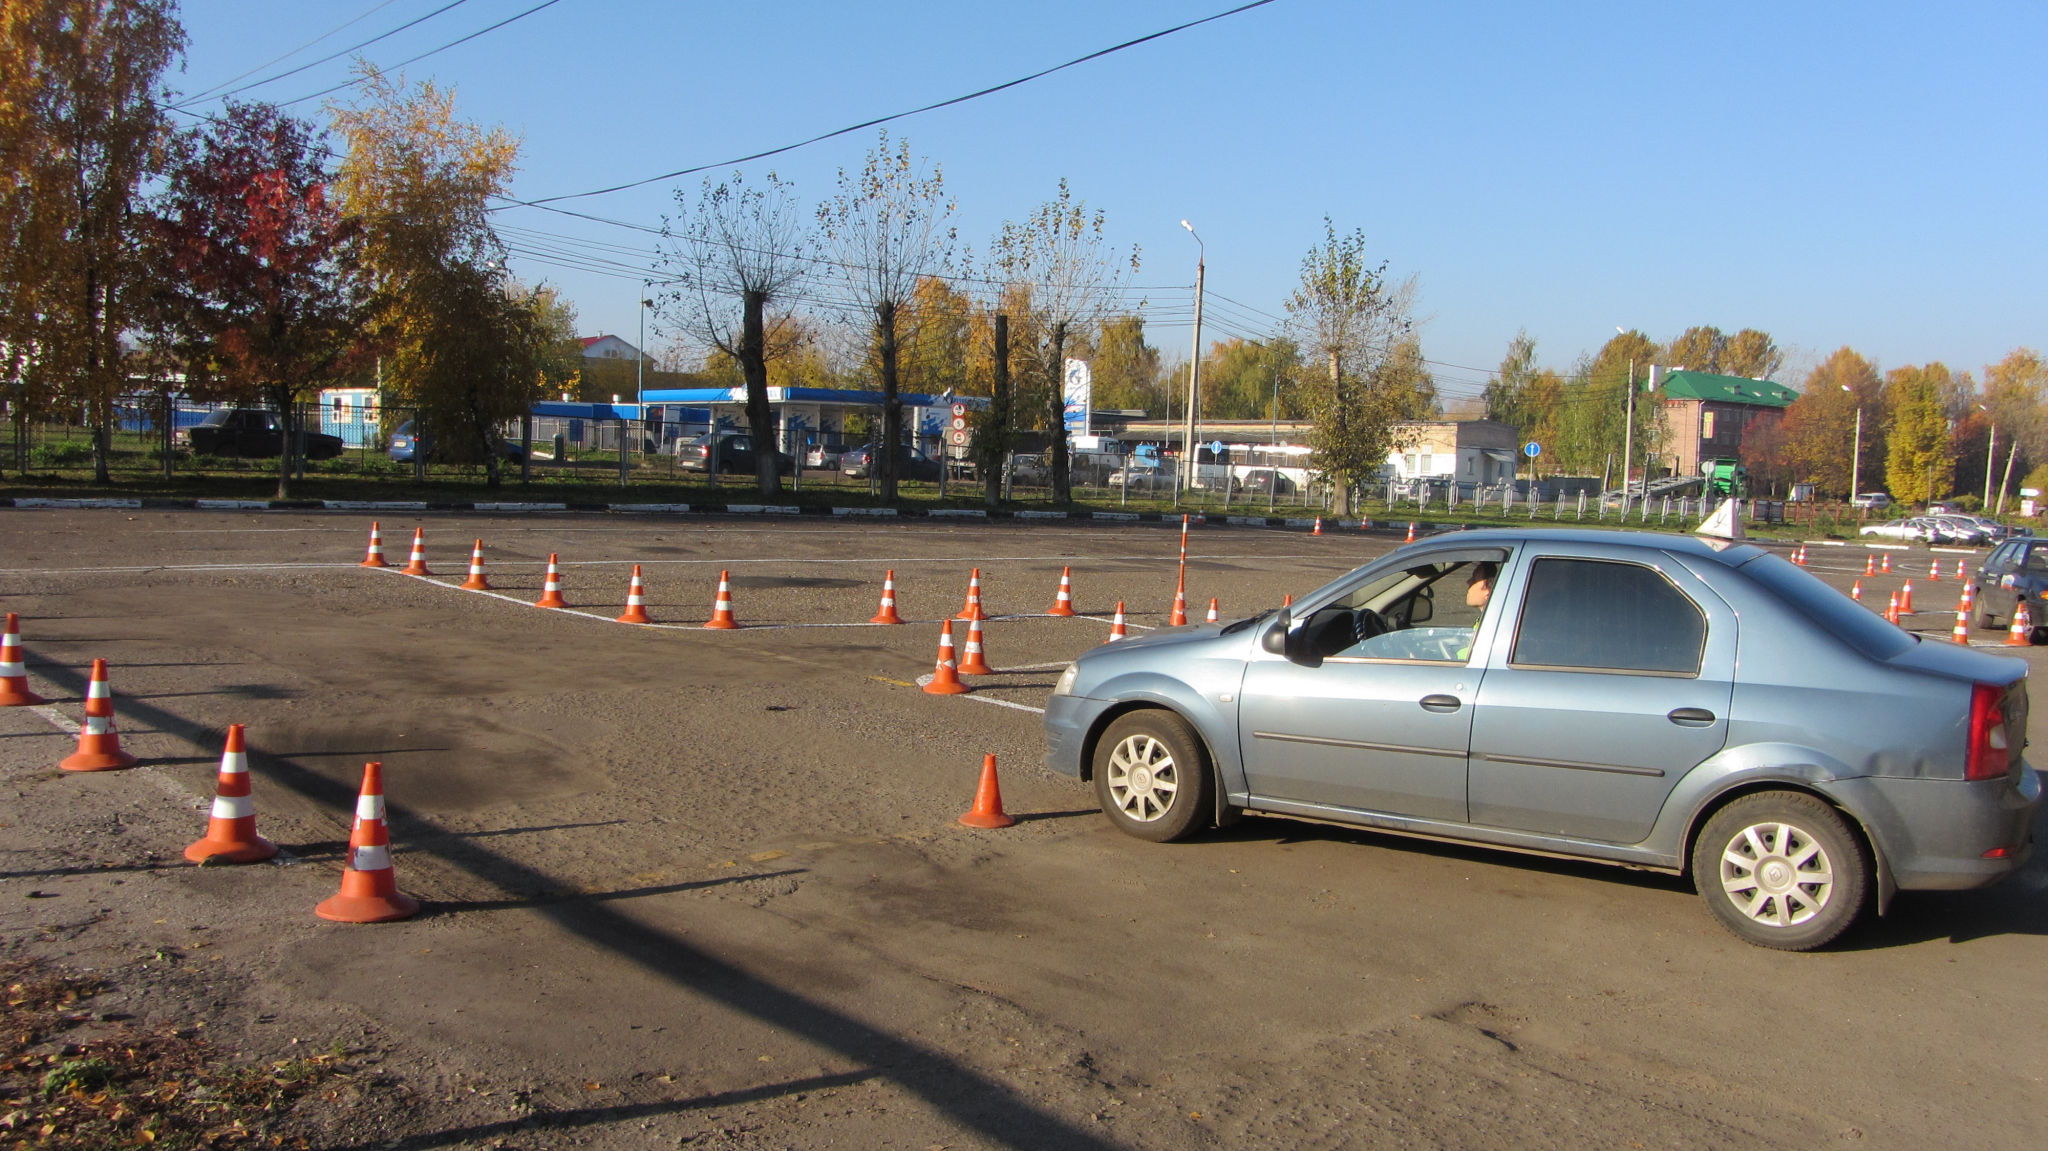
[1354,607,1391,642]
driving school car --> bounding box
[1043,528,2040,950]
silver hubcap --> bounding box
[1720,821,1833,928]
[1106,734,1179,823]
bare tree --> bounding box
[657,171,811,496]
[1285,219,1414,515]
[816,133,955,501]
[991,180,1136,504]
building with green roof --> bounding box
[1655,369,1799,479]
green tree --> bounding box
[1199,337,1302,421]
[1284,219,1415,514]
[1883,364,1955,504]
[1981,348,2046,490]
[1089,314,1164,414]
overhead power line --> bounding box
[179,0,408,105]
[512,0,1281,206]
[281,0,571,107]
[177,0,476,108]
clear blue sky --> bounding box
[172,0,2046,402]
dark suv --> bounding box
[179,409,345,460]
[676,432,795,476]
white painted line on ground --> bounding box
[30,705,78,733]
[20,704,205,809]
[0,562,365,575]
[964,696,1046,714]
[993,661,1075,673]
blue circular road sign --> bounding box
[1524,442,1542,457]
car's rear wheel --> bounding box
[1091,710,1212,843]
[1692,791,1869,951]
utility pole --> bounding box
[1620,358,1635,511]
[1850,406,1863,500]
[1983,409,1996,509]
[1181,220,1204,493]
[1997,440,2019,516]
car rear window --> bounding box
[1739,552,1913,659]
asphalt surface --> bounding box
[1,512,2043,1150]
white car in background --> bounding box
[1859,517,1939,543]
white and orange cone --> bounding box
[1106,601,1128,643]
[184,724,276,865]
[1953,586,1974,645]
[0,613,46,707]
[958,617,994,675]
[1405,522,1417,543]
[1900,579,1915,614]
[923,620,971,695]
[617,565,652,624]
[1851,579,1863,602]
[957,568,988,621]
[1864,554,1876,577]
[1206,597,1220,623]
[1047,567,1077,616]
[535,554,567,608]
[1957,559,1968,580]
[460,539,492,591]
[61,659,136,772]
[2008,599,2034,647]
[1885,591,1901,625]
[870,570,904,624]
[1170,573,1189,627]
[958,754,1015,829]
[704,570,739,629]
[402,528,431,576]
[315,762,418,923]
[1928,558,1940,581]
[359,522,390,569]
[1880,552,1891,574]
[1793,544,1807,566]
[1312,517,1323,536]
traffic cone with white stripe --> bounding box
[1851,580,1862,602]
[460,539,492,590]
[315,762,418,923]
[0,614,45,707]
[2007,599,2034,647]
[1957,559,1968,580]
[1885,591,1901,625]
[617,565,651,624]
[923,620,971,695]
[535,554,567,608]
[359,522,389,569]
[1206,597,1220,623]
[958,754,1015,829]
[1900,579,1914,614]
[704,570,739,629]
[1106,601,1128,643]
[1953,585,1974,645]
[1405,522,1417,543]
[870,570,904,624]
[1928,558,1940,581]
[402,528,431,576]
[184,724,276,864]
[959,617,994,675]
[957,568,988,621]
[1793,544,1807,566]
[60,659,136,772]
[1880,552,1891,574]
[1170,572,1189,627]
[1864,554,1876,577]
[1313,517,1323,536]
[1047,567,1077,616]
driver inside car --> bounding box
[1300,556,1505,663]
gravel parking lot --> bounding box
[2,512,2043,1150]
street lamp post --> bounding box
[1844,385,1861,502]
[1180,220,1204,494]
[1980,404,1996,509]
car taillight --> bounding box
[1967,682,2011,781]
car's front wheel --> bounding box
[1692,791,1870,951]
[1091,710,1212,843]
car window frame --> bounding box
[1503,555,1710,679]
[1291,545,1516,669]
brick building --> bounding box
[1656,370,1799,478]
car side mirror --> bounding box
[1261,608,1291,656]
[1409,589,1434,624]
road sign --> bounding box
[1524,442,1542,457]
[1209,440,1225,455]
[950,416,967,431]
[951,402,967,418]
[949,430,970,447]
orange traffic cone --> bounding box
[315,762,418,923]
[1864,554,1876,577]
[2007,599,2034,646]
[1359,517,1372,532]
[1927,559,1939,581]
[870,570,904,624]
[60,659,136,772]
[1880,552,1891,574]
[1206,597,1220,623]
[617,565,652,624]
[1952,586,1974,645]
[958,754,1015,829]
[1106,601,1128,643]
[1313,517,1323,536]
[957,568,988,621]
[1851,580,1863,602]
[704,570,739,629]
[924,620,971,695]
[1956,560,1968,580]
[359,522,390,568]
[1793,544,1806,566]
[1170,572,1188,627]
[959,617,994,675]
[402,528,431,576]
[0,613,46,707]
[184,724,276,864]
[1885,591,1900,625]
[1900,579,1914,614]
[1405,522,1417,543]
[1284,593,1293,606]
[1048,567,1077,616]
[460,539,492,590]
[535,554,567,608]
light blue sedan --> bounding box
[1044,528,2040,950]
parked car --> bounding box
[387,420,526,465]
[1851,493,1894,510]
[1043,527,2039,951]
[1859,517,1940,543]
[179,408,345,460]
[675,431,795,476]
[1928,515,1993,546]
[1973,536,2048,637]
[1108,465,1173,492]
[1235,468,1297,497]
[803,444,851,469]
[841,444,941,482]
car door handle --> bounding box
[1667,707,1717,726]
[1419,694,1462,713]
